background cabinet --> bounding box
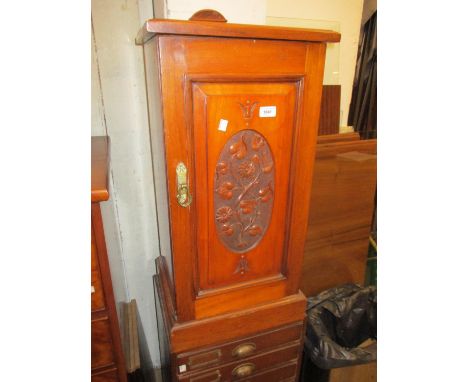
[91,137,127,382]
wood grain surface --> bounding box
[155,256,306,354]
[329,362,377,382]
[141,16,337,381]
[318,85,341,136]
[91,143,127,381]
[136,18,340,45]
[317,132,360,144]
[150,34,327,321]
[300,136,377,297]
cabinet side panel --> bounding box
[144,38,174,286]
[284,42,327,295]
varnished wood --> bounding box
[92,317,116,369]
[191,79,301,316]
[155,256,306,354]
[92,136,110,202]
[300,137,377,297]
[92,368,119,382]
[154,34,327,321]
[318,85,341,136]
[176,322,303,373]
[92,138,127,381]
[156,263,305,381]
[136,18,341,45]
[212,129,275,256]
[316,132,360,144]
[92,203,127,381]
[92,227,106,311]
[178,343,300,381]
[189,9,227,23]
[141,15,339,381]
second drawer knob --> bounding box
[232,363,256,378]
[232,343,256,358]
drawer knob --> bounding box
[232,363,256,378]
[232,343,256,358]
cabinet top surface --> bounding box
[136,18,341,45]
[91,136,109,203]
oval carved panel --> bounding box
[214,129,275,255]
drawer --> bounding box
[178,342,300,381]
[176,322,303,373]
[92,367,119,382]
[238,360,297,382]
[92,229,106,311]
[92,318,115,369]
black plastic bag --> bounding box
[304,284,377,369]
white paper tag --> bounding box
[218,119,228,132]
[259,106,276,118]
[179,364,187,373]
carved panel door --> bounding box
[191,80,302,316]
[155,36,327,321]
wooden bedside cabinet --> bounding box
[91,136,127,381]
[137,10,340,381]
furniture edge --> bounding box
[136,19,341,45]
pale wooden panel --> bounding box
[330,362,377,382]
[300,138,376,297]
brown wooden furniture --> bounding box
[137,10,340,381]
[318,85,341,136]
[92,136,127,382]
[300,134,377,297]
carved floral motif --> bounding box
[238,161,256,179]
[239,101,259,126]
[216,181,234,200]
[215,206,233,223]
[214,129,275,272]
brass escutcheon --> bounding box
[176,162,192,207]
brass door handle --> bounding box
[232,343,256,358]
[176,162,192,207]
[232,363,256,378]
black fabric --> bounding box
[304,284,377,369]
[348,12,377,139]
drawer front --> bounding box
[91,228,106,312]
[91,367,119,382]
[92,318,115,369]
[238,360,297,382]
[177,322,303,373]
[178,342,300,381]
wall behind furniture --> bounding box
[91,0,160,377]
[267,0,364,127]
[165,0,266,24]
